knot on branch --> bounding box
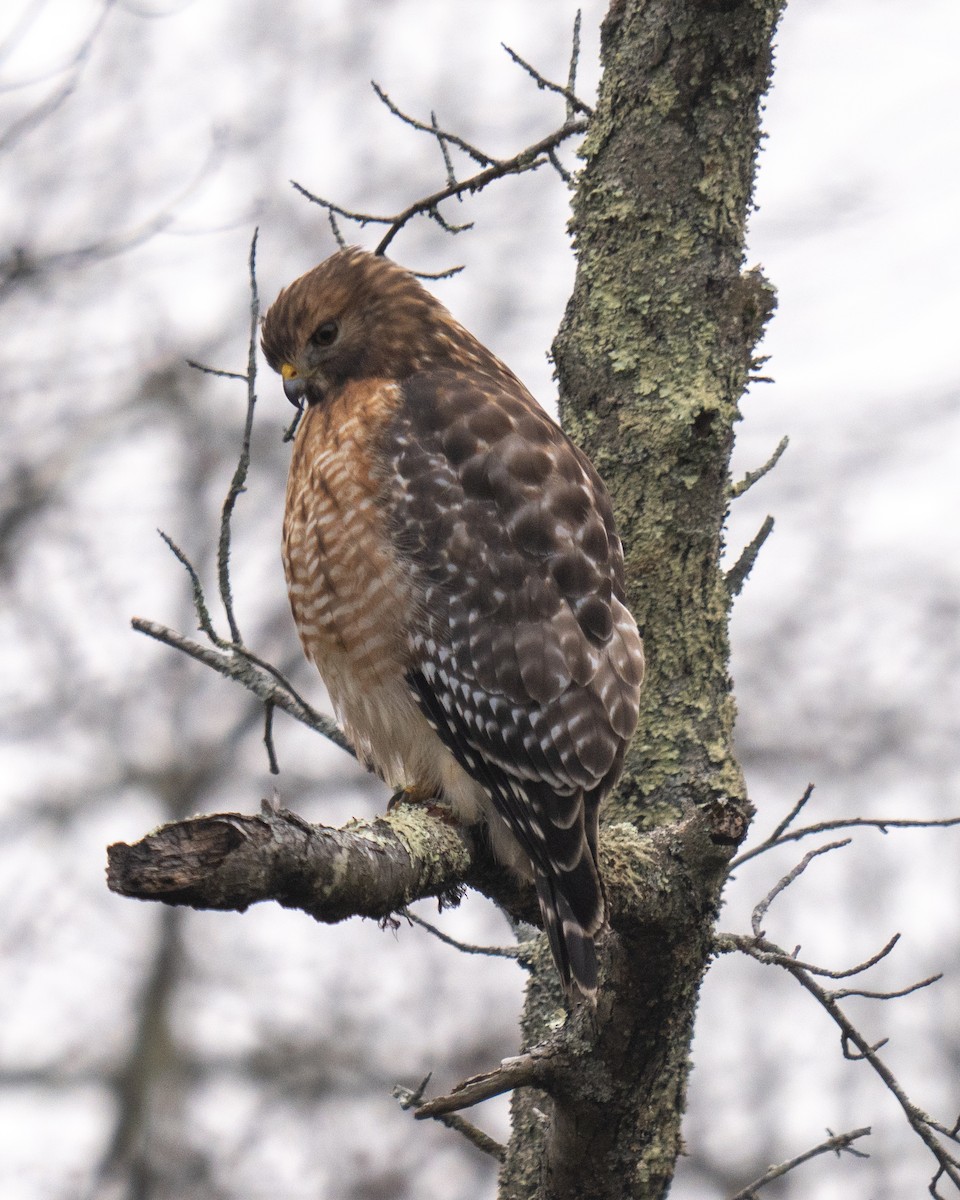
[601,804,744,940]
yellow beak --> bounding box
[279,362,307,407]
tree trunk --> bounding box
[499,1,783,1196]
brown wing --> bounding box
[378,364,644,993]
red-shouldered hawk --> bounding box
[261,247,643,998]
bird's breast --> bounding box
[282,378,416,708]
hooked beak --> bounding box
[280,363,307,408]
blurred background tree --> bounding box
[1,2,958,1198]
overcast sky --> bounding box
[1,2,958,1198]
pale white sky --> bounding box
[1,2,958,1197]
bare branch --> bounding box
[431,111,457,188]
[409,264,466,282]
[282,406,304,444]
[733,790,960,868]
[547,147,573,184]
[716,931,903,981]
[426,204,473,237]
[289,117,587,256]
[729,931,960,1189]
[155,530,223,646]
[727,514,775,597]
[185,359,247,382]
[414,1051,548,1118]
[326,209,347,249]
[728,1126,871,1200]
[730,434,789,498]
[394,1074,506,1162]
[263,702,279,776]
[786,815,960,840]
[766,783,816,844]
[567,10,585,118]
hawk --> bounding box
[261,247,643,998]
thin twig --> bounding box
[185,360,247,382]
[501,27,594,119]
[371,83,496,167]
[215,228,260,646]
[426,204,473,236]
[431,111,458,187]
[832,973,942,1002]
[727,514,775,597]
[156,530,223,645]
[727,1126,871,1199]
[282,406,303,443]
[228,642,332,731]
[733,811,960,868]
[409,264,465,281]
[730,932,960,1189]
[766,783,816,845]
[547,147,573,184]
[731,434,789,498]
[263,701,279,776]
[567,11,584,118]
[716,932,902,982]
[751,840,851,938]
[290,118,587,256]
[326,209,346,249]
[402,908,524,960]
[131,617,356,759]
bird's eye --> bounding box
[311,320,340,349]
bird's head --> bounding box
[261,247,464,408]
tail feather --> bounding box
[534,868,602,1001]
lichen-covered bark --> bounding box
[500,1,784,1196]
[107,802,476,922]
[556,0,780,822]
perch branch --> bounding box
[107,800,476,924]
